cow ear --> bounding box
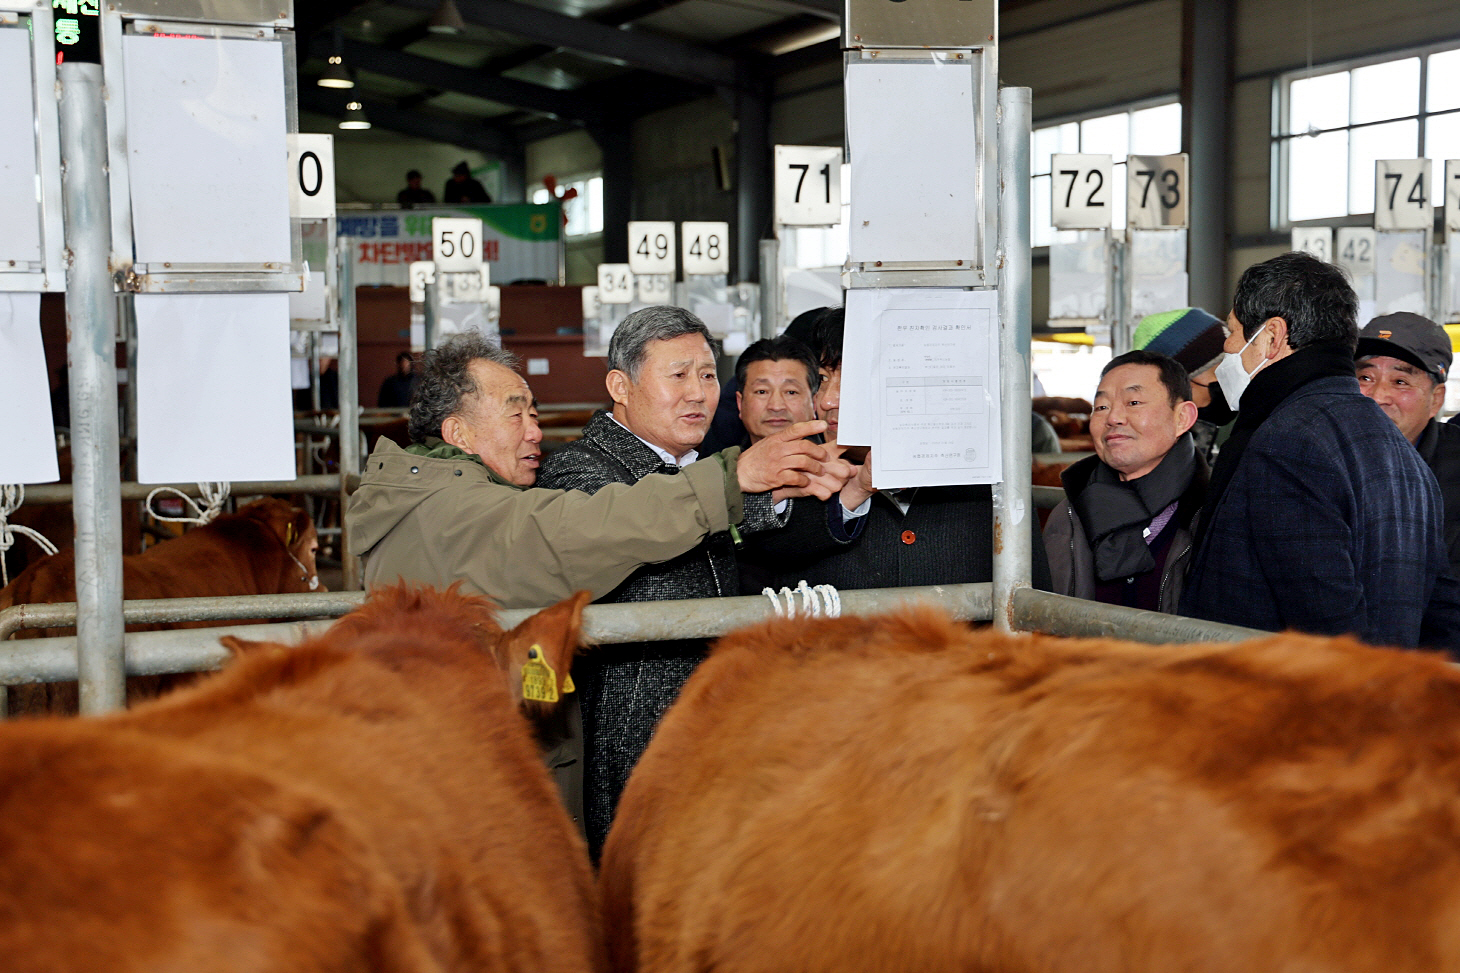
[499,591,591,708]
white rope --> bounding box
[761,582,842,619]
[0,485,59,588]
[144,481,231,526]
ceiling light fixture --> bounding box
[317,54,354,88]
[428,0,467,34]
[339,101,372,130]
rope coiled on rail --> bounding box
[0,485,59,588]
[762,581,841,619]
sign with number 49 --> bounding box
[681,222,729,276]
[628,221,676,275]
[1374,159,1431,231]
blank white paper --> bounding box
[0,293,58,483]
[0,29,42,264]
[136,293,295,484]
[123,35,291,266]
[847,59,981,264]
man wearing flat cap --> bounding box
[1356,312,1460,574]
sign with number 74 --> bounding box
[1127,154,1188,229]
[1375,159,1432,231]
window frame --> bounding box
[530,171,604,239]
[1271,39,1460,230]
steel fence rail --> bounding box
[0,592,368,642]
[1012,588,1266,643]
[0,584,995,686]
[21,474,360,505]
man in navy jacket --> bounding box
[1180,251,1460,651]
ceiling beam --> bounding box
[309,34,606,123]
[300,86,522,157]
[393,0,740,88]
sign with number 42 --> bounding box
[681,222,729,276]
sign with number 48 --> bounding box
[1374,159,1431,231]
[681,222,729,275]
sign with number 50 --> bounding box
[1127,154,1188,229]
[433,217,483,272]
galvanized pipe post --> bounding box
[992,86,1034,634]
[422,278,438,352]
[337,237,362,590]
[758,238,782,339]
[58,61,125,714]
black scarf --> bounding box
[1071,433,1197,582]
[1191,339,1358,555]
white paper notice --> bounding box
[0,294,59,484]
[846,59,980,264]
[123,35,291,266]
[842,288,1001,489]
[136,293,295,483]
[0,29,42,265]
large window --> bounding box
[1274,44,1460,225]
[531,173,603,237]
[1030,100,1182,248]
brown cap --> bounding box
[1356,312,1452,384]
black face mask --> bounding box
[1197,382,1236,426]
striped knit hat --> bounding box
[1132,307,1226,377]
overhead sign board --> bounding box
[432,217,483,273]
[1127,154,1188,229]
[1374,159,1431,231]
[1051,153,1113,230]
[844,0,996,49]
[681,221,730,276]
[627,221,676,275]
[774,146,842,227]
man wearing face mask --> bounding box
[1179,251,1460,650]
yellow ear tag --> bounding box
[521,644,559,703]
[562,672,575,694]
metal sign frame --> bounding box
[100,8,305,294]
[0,3,65,292]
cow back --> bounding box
[601,611,1460,973]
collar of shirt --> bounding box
[608,414,699,467]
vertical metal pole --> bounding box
[993,86,1033,634]
[59,61,125,713]
[759,238,781,339]
[423,279,438,352]
[337,239,362,590]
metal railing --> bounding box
[21,474,359,505]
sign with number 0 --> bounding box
[1445,160,1460,234]
[1051,154,1113,229]
[628,221,676,275]
[287,134,335,219]
[774,145,842,227]
[433,217,483,272]
[1291,226,1332,264]
[681,221,729,276]
[1336,227,1377,279]
[1127,154,1188,229]
[1374,159,1431,231]
[597,264,634,304]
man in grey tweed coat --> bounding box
[538,306,850,857]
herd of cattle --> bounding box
[2,563,1460,967]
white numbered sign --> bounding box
[1446,160,1460,234]
[1127,154,1188,229]
[432,217,483,272]
[774,145,842,227]
[637,273,673,305]
[628,221,676,275]
[1336,227,1377,278]
[408,260,435,303]
[287,134,335,219]
[1051,154,1113,229]
[582,285,601,319]
[1291,226,1333,263]
[440,269,487,304]
[681,221,729,276]
[1374,159,1432,230]
[597,263,634,304]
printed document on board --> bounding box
[840,288,1001,489]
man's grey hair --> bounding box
[408,331,521,443]
[607,306,716,381]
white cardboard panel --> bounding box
[288,270,328,322]
[0,29,42,264]
[136,293,294,483]
[123,35,290,265]
[0,293,58,483]
[847,59,980,263]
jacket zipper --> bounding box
[1160,538,1192,610]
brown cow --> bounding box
[0,584,605,973]
[1,497,324,714]
[601,609,1460,973]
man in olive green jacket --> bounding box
[345,332,847,828]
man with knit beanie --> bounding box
[1132,307,1232,462]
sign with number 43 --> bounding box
[1290,227,1332,263]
